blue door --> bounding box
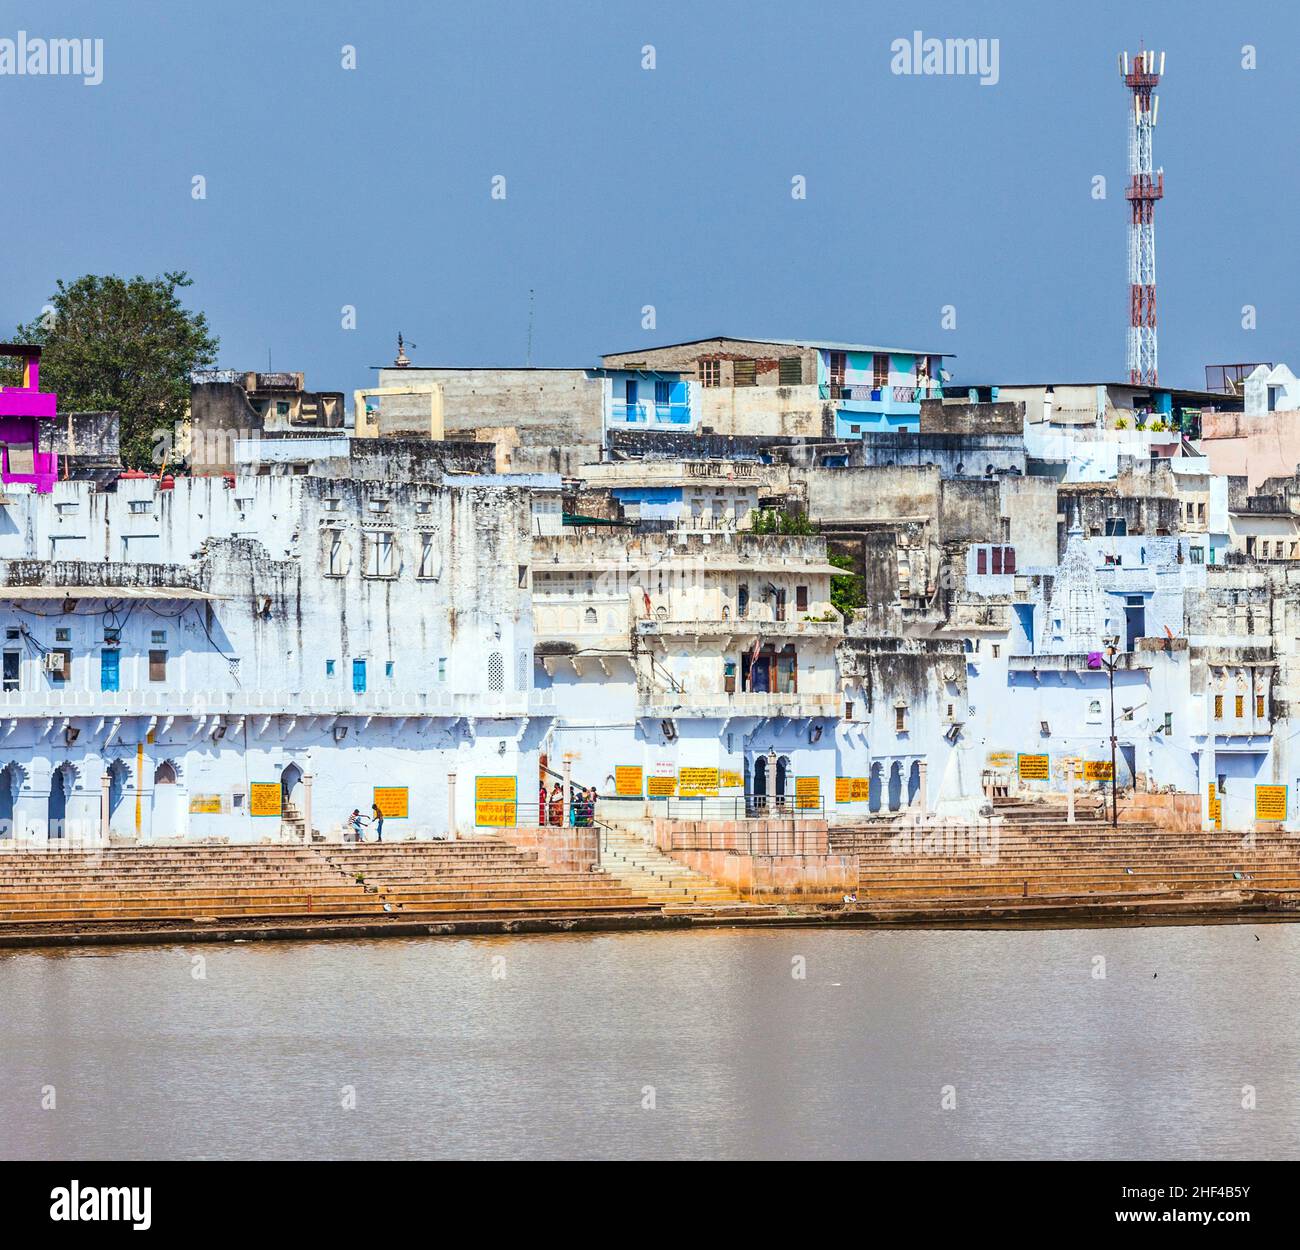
[101,648,120,692]
[352,659,367,693]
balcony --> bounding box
[608,401,692,425]
[0,687,557,719]
[635,616,842,640]
[638,689,840,719]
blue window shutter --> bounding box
[352,659,366,693]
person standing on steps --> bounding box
[371,801,384,843]
[348,809,365,842]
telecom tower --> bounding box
[1119,47,1164,386]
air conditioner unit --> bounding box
[44,652,66,673]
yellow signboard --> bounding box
[474,776,516,827]
[719,770,743,790]
[475,801,517,827]
[647,775,676,798]
[189,794,223,815]
[986,751,1015,768]
[679,767,719,798]
[1018,753,1050,781]
[373,787,409,819]
[614,765,643,797]
[795,776,820,809]
[249,782,281,818]
[1207,784,1222,828]
[835,777,854,804]
[1083,760,1113,782]
[1255,785,1287,822]
[851,777,871,802]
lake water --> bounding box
[1,923,1296,1160]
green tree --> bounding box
[750,508,816,536]
[12,271,218,469]
[829,552,866,619]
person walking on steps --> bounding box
[371,801,384,843]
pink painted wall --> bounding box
[0,344,58,493]
[1201,410,1300,490]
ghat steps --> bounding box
[0,839,660,926]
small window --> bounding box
[1214,694,1223,719]
[326,659,336,676]
[418,534,437,579]
[991,644,1000,658]
[1189,546,1205,564]
[3,650,20,692]
[276,401,290,416]
[977,548,987,575]
[367,498,390,514]
[700,360,721,388]
[895,705,907,733]
[148,650,167,682]
[415,500,433,514]
[328,531,346,576]
[437,657,446,682]
[737,584,749,618]
[844,701,854,721]
[364,531,395,577]
[385,660,395,678]
[1235,695,1245,718]
[795,585,809,612]
[55,628,71,643]
[128,500,151,514]
[778,356,802,386]
[352,658,367,694]
[324,498,341,512]
[4,628,18,640]
[1163,712,1172,734]
[488,651,504,692]
[1256,695,1265,718]
[151,629,166,645]
[872,353,889,389]
[733,359,757,387]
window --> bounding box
[977,548,987,574]
[991,547,1003,575]
[101,647,119,693]
[326,659,335,676]
[795,585,809,612]
[895,705,907,733]
[1163,712,1172,734]
[418,534,437,579]
[151,629,166,645]
[276,401,290,416]
[737,584,749,619]
[654,379,671,406]
[1214,695,1223,719]
[415,500,432,515]
[367,497,390,514]
[733,359,756,387]
[148,650,167,682]
[1256,695,1265,718]
[774,589,787,621]
[385,660,395,678]
[128,500,151,514]
[55,628,71,643]
[828,351,847,388]
[352,658,366,694]
[873,353,889,389]
[325,498,341,512]
[1104,517,1127,537]
[1262,541,1271,558]
[778,356,802,386]
[437,657,446,682]
[364,531,395,577]
[700,360,721,388]
[2,650,19,692]
[844,701,854,721]
[1235,695,1245,718]
[328,531,346,576]
[488,651,504,692]
[991,644,1000,658]
[4,628,18,640]
[584,607,598,625]
[1189,546,1205,564]
[1003,546,1016,573]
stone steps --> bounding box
[599,832,741,906]
[0,841,661,926]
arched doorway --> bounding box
[48,763,75,838]
[151,760,181,840]
[868,762,883,813]
[887,762,903,812]
[107,759,131,825]
[907,761,921,808]
[775,756,789,809]
[752,755,768,810]
[280,763,304,839]
[0,763,15,837]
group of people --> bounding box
[539,782,597,827]
[347,803,385,842]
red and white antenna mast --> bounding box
[1119,47,1164,386]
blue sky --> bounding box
[4,0,1297,394]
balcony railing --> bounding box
[609,401,692,425]
[638,690,840,718]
